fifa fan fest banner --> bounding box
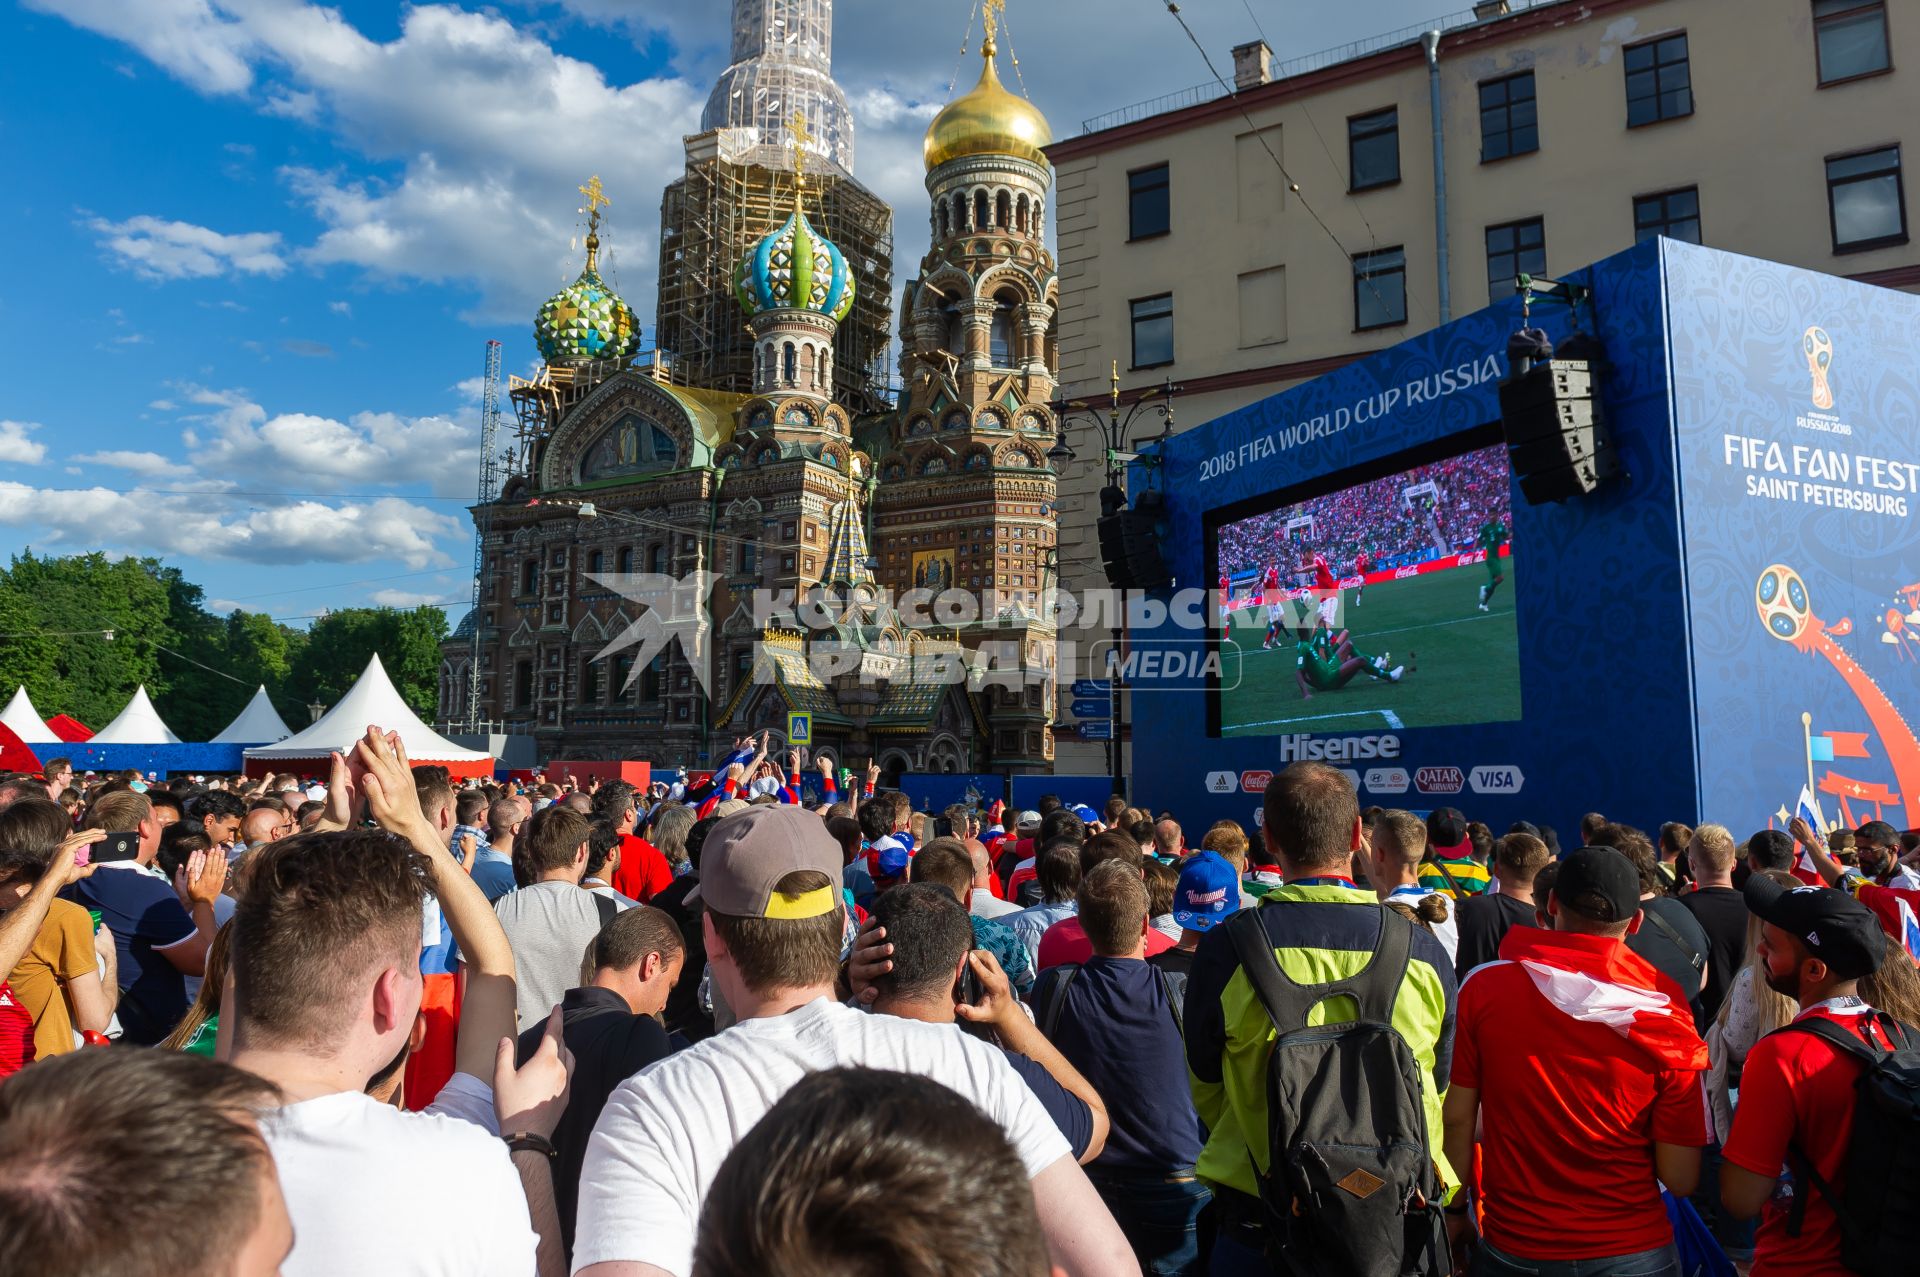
[1127,238,1920,839]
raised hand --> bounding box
[494,1004,575,1139]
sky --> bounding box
[1,0,1454,628]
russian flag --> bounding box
[1790,787,1828,882]
[1898,898,1920,962]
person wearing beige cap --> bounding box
[571,805,1138,1277]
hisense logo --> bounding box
[1275,733,1402,763]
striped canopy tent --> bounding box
[0,687,58,744]
[243,655,493,780]
[210,685,294,745]
[88,686,183,745]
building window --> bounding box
[1128,164,1170,240]
[617,546,634,574]
[613,655,634,696]
[1625,33,1692,127]
[1347,107,1400,191]
[514,660,533,707]
[1634,188,1702,244]
[648,543,667,574]
[582,659,604,703]
[1352,248,1407,331]
[1479,72,1538,162]
[1827,146,1908,252]
[1815,1,1891,85]
[520,560,537,595]
[550,548,566,567]
[586,549,604,576]
[547,603,563,624]
[782,554,796,571]
[641,656,663,702]
[1486,218,1547,304]
[740,539,757,573]
[989,291,1019,365]
[1130,293,1174,368]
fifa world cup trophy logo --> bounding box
[1804,326,1835,410]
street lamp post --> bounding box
[1048,362,1177,803]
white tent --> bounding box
[209,685,295,744]
[0,687,58,744]
[88,685,183,745]
[244,655,493,777]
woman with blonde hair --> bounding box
[159,920,232,1058]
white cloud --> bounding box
[24,0,258,94]
[90,215,287,281]
[328,299,352,317]
[369,586,455,608]
[0,481,459,569]
[187,386,480,498]
[0,421,47,465]
[71,449,186,477]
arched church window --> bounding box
[996,191,1012,230]
[989,291,1019,366]
[1016,193,1029,235]
[974,190,990,232]
[943,296,965,357]
[783,342,797,385]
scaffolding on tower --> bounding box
[655,129,894,416]
[465,338,504,731]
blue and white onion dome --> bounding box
[535,229,640,365]
[734,202,855,322]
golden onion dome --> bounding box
[923,24,1052,172]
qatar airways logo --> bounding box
[1275,733,1402,763]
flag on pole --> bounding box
[1809,735,1836,763]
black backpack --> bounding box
[1780,1011,1920,1277]
[1223,905,1448,1277]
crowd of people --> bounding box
[1218,446,1514,584]
[2,737,1919,1277]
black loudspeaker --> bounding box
[1499,353,1621,504]
[1097,486,1172,591]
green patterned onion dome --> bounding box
[535,237,639,365]
[734,205,855,322]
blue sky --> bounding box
[1,0,1449,626]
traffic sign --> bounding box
[1076,720,1113,740]
[1070,699,1112,720]
[787,711,812,745]
[1071,680,1112,698]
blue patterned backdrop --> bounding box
[1667,241,1920,836]
[1131,237,1702,835]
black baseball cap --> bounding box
[1854,820,1898,848]
[1553,847,1641,923]
[1426,808,1469,856]
[1744,874,1886,979]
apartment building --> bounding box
[1044,0,1913,777]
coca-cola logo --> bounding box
[1240,770,1273,793]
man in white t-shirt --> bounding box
[229,728,573,1277]
[1364,809,1460,964]
[572,804,1139,1277]
[494,806,629,1029]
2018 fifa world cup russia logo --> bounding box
[1756,563,1920,828]
[1804,326,1835,410]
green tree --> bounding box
[0,551,173,731]
[290,606,449,719]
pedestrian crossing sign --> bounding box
[787,711,812,745]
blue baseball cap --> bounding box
[1173,852,1242,932]
[876,844,912,878]
[1071,804,1098,823]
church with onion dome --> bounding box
[440,0,1061,780]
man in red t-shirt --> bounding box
[1443,847,1708,1273]
[1721,874,1895,1276]
[1034,831,1176,971]
[590,780,672,904]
